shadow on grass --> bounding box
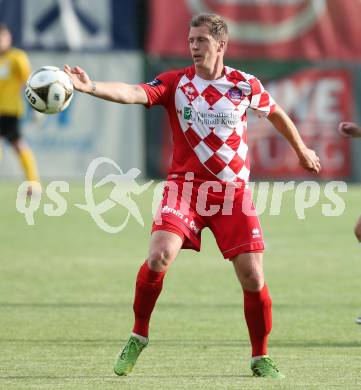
[1,338,361,349]
[0,302,360,309]
[0,374,250,380]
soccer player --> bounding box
[339,122,361,325]
[0,24,40,194]
[65,14,321,379]
[338,121,361,243]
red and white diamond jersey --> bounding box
[140,65,276,184]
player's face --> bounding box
[188,25,223,69]
[0,30,12,53]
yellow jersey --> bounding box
[0,48,31,117]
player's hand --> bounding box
[64,64,92,93]
[297,147,321,174]
[338,122,361,138]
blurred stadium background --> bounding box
[0,0,360,181]
[1,1,361,389]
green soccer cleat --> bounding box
[114,335,148,376]
[251,356,285,379]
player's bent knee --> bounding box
[147,247,174,271]
[243,277,264,292]
[240,270,264,291]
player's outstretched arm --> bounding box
[63,64,148,105]
[338,122,361,138]
[268,104,321,174]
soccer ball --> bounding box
[25,66,73,114]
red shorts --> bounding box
[152,179,264,259]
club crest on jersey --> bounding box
[227,87,244,105]
[184,85,195,96]
[147,78,162,87]
[180,82,199,103]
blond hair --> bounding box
[190,14,228,42]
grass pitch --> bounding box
[0,181,360,389]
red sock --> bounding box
[243,284,272,357]
[132,261,165,338]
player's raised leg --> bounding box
[114,230,184,376]
[231,252,284,379]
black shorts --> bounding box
[0,115,21,142]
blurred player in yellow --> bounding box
[0,24,40,194]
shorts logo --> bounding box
[147,78,162,87]
[160,205,200,234]
[183,106,194,120]
[252,228,261,238]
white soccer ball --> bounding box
[25,66,73,114]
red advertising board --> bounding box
[148,0,361,61]
[249,69,352,179]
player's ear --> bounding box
[217,40,226,53]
